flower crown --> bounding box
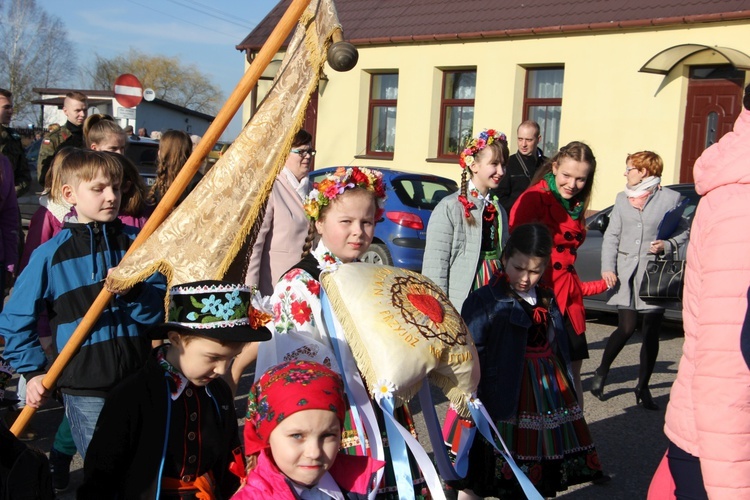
[304,167,386,221]
[459,129,508,169]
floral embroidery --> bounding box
[156,346,189,400]
[291,299,313,324]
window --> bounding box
[438,70,476,157]
[524,67,564,155]
[367,73,399,156]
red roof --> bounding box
[237,0,750,52]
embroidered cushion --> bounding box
[321,263,479,417]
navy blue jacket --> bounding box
[461,279,571,421]
[0,219,165,396]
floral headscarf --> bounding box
[244,360,346,455]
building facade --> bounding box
[238,0,750,210]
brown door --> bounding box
[680,67,744,183]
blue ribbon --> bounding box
[417,383,474,480]
[380,396,416,500]
[468,401,543,500]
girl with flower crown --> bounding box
[254,167,429,499]
[423,129,510,312]
[509,141,608,411]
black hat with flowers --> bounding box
[148,280,272,342]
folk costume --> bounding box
[457,274,605,498]
[257,243,429,499]
[423,129,510,313]
[234,360,385,500]
[79,281,272,500]
[510,176,607,360]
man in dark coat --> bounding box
[37,91,88,184]
[494,120,546,213]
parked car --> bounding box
[207,141,231,168]
[309,166,458,271]
[576,183,701,321]
[125,136,160,186]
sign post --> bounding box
[113,74,143,108]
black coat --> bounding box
[78,355,241,499]
[493,148,547,214]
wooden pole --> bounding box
[11,0,314,437]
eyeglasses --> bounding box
[625,166,638,173]
[291,148,316,157]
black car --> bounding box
[125,136,159,186]
[576,184,701,321]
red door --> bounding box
[680,67,744,183]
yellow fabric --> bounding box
[321,263,479,418]
[107,0,341,292]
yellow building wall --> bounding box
[243,21,750,211]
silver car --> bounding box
[576,184,700,321]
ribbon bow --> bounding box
[457,195,476,219]
[532,306,548,325]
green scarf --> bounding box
[544,171,584,220]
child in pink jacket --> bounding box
[663,86,750,498]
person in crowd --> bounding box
[79,280,271,499]
[83,115,149,228]
[423,128,510,313]
[0,89,31,196]
[83,114,126,155]
[245,129,315,296]
[493,120,546,214]
[509,142,607,411]
[146,130,202,207]
[15,148,78,490]
[137,127,148,138]
[0,154,18,304]
[256,167,429,498]
[662,84,750,498]
[591,151,689,410]
[123,125,134,136]
[234,360,385,499]
[37,91,88,184]
[150,130,162,141]
[455,223,606,498]
[231,130,317,390]
[0,150,165,462]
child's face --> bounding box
[502,252,547,294]
[166,332,244,386]
[315,190,376,263]
[268,409,341,488]
[469,147,504,194]
[61,168,122,224]
[91,135,127,155]
[551,157,591,200]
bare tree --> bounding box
[0,0,77,126]
[85,49,223,115]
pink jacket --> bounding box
[664,107,750,497]
[245,171,310,296]
[232,449,384,499]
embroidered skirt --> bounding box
[455,345,604,498]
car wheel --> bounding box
[361,243,393,266]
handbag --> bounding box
[639,238,685,301]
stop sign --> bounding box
[113,74,143,108]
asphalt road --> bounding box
[5,312,683,499]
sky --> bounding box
[43,0,282,141]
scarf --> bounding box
[624,176,661,210]
[544,172,584,220]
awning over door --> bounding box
[639,44,750,74]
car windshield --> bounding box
[391,177,457,210]
[212,143,227,152]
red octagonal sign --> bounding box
[113,73,143,108]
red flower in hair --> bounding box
[457,195,476,219]
[349,168,368,186]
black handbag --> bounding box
[639,238,685,301]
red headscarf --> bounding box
[244,360,346,455]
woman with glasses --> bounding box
[591,151,689,410]
[510,141,608,412]
[231,130,316,391]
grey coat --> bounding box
[601,187,690,310]
[422,190,509,312]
